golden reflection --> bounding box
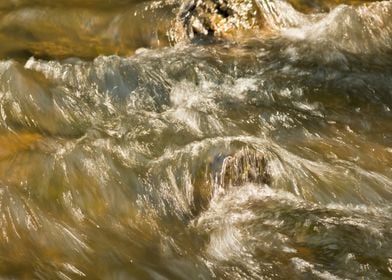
[0,132,42,159]
[0,0,390,279]
[0,0,381,60]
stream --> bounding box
[0,0,391,279]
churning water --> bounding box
[0,0,391,279]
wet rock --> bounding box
[216,147,271,188]
[177,0,379,41]
[178,0,262,40]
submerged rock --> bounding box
[0,132,42,159]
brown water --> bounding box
[0,0,391,279]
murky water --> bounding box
[0,0,391,279]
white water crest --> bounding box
[282,0,392,54]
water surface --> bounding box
[0,0,391,279]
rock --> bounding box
[216,147,271,188]
[177,0,379,41]
[178,0,262,40]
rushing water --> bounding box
[0,0,392,279]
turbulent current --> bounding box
[0,0,392,279]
